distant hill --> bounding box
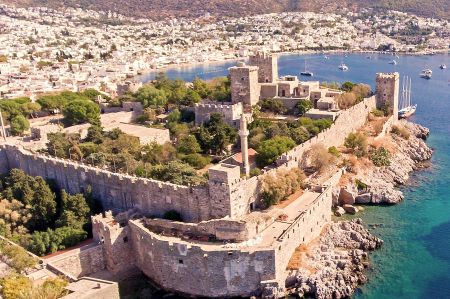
[2,0,449,20]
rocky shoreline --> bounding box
[277,121,432,299]
[283,219,383,299]
[337,120,433,207]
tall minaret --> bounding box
[239,114,250,177]
[0,108,6,142]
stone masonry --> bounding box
[376,72,400,121]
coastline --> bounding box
[281,120,433,299]
[135,49,449,82]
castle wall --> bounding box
[249,53,278,83]
[194,102,243,128]
[44,244,106,279]
[230,66,260,108]
[278,96,377,165]
[129,219,277,298]
[2,145,211,223]
[0,146,9,174]
[273,187,333,280]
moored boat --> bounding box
[440,64,447,69]
[398,76,416,119]
[420,69,432,79]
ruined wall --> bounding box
[2,145,211,223]
[45,244,106,279]
[375,115,395,141]
[129,219,277,298]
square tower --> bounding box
[229,63,260,108]
[376,72,399,121]
[248,51,278,83]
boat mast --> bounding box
[408,76,412,106]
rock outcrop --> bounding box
[285,219,383,299]
[351,121,432,204]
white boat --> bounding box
[398,76,417,119]
[440,64,447,69]
[338,63,348,71]
[324,55,330,60]
[300,60,314,77]
[389,60,398,65]
[420,69,432,79]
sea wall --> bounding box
[1,145,210,223]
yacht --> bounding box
[420,69,432,79]
[389,60,398,65]
[338,63,348,71]
[300,60,314,77]
[398,76,417,119]
[440,64,447,69]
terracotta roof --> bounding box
[233,148,257,164]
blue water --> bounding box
[140,53,450,299]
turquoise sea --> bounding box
[135,53,450,299]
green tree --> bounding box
[195,113,237,155]
[136,85,168,107]
[192,77,211,98]
[259,98,287,114]
[296,99,313,115]
[9,115,30,136]
[46,132,72,158]
[140,142,176,164]
[85,125,104,144]
[182,89,201,106]
[176,135,201,155]
[167,109,181,123]
[27,226,87,256]
[63,100,100,125]
[341,81,356,92]
[56,191,90,229]
[256,136,296,167]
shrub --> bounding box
[355,179,368,191]
[328,146,341,157]
[163,210,183,222]
[307,144,336,173]
[372,108,385,117]
[259,98,288,115]
[10,115,30,136]
[344,132,367,157]
[249,168,261,177]
[370,147,391,167]
[180,153,211,169]
[391,125,410,140]
[261,168,305,207]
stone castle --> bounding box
[0,53,400,297]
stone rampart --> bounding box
[0,145,9,174]
[44,243,106,279]
[278,96,376,164]
[143,210,275,242]
[129,219,276,298]
[1,145,211,222]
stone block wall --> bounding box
[129,219,277,298]
[45,244,106,278]
[0,146,9,174]
[376,72,399,121]
[248,52,278,83]
[230,65,260,107]
[2,145,211,222]
[278,96,377,165]
[194,102,243,128]
[273,186,334,280]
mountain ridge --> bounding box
[1,0,449,20]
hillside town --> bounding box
[0,5,449,99]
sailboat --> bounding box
[300,60,314,77]
[398,76,417,119]
[389,59,398,65]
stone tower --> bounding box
[248,51,278,83]
[229,62,260,109]
[239,114,250,177]
[376,72,400,121]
